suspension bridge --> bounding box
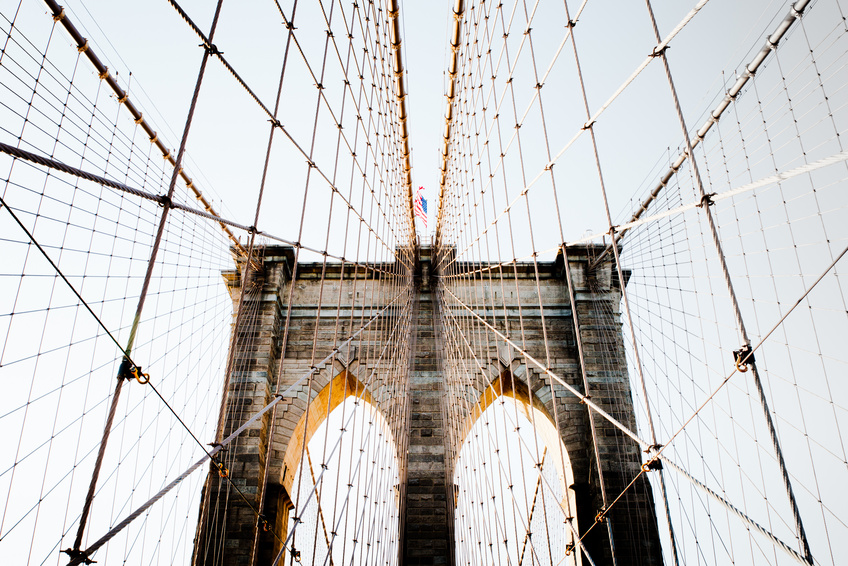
[1,0,847,565]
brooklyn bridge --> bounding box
[0,1,846,565]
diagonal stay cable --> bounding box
[566,148,848,248]
[63,284,408,565]
[43,0,248,257]
[165,0,408,266]
[0,142,400,278]
[584,241,848,566]
[589,0,813,270]
[439,284,652,449]
[0,193,131,362]
[437,0,713,248]
[437,299,598,566]
[66,0,227,554]
[653,241,848,467]
[0,181,257,566]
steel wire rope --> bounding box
[438,0,591,261]
[0,17,65,519]
[60,286,408,564]
[505,3,587,561]
[287,5,369,555]
[457,40,527,557]
[750,34,846,561]
[167,0,411,268]
[0,27,163,187]
[590,0,816,270]
[1,30,121,558]
[438,168,588,564]
[237,0,307,561]
[303,6,359,560]
[439,303,594,566]
[0,139,415,281]
[608,242,848,564]
[272,304,413,566]
[64,2,228,559]
[700,102,784,564]
[642,0,816,562]
[442,231,515,566]
[440,294,592,538]
[41,1,249,258]
[436,0,715,262]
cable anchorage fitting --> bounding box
[213,459,229,478]
[651,44,670,57]
[641,443,664,472]
[733,344,755,373]
[202,43,222,55]
[118,357,149,385]
[594,508,607,523]
[62,548,95,565]
[696,192,717,208]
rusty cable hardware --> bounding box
[733,344,755,372]
[118,357,149,384]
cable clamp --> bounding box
[77,40,89,53]
[581,120,595,131]
[118,357,149,384]
[595,508,606,523]
[290,546,302,563]
[98,68,110,80]
[117,93,128,104]
[158,194,172,208]
[214,460,229,478]
[202,43,222,55]
[134,114,144,125]
[641,457,663,472]
[258,514,272,532]
[269,118,282,129]
[651,44,669,57]
[696,192,716,208]
[566,19,577,28]
[62,548,95,564]
[733,344,755,372]
[148,132,158,144]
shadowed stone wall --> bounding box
[195,244,662,566]
[435,244,663,566]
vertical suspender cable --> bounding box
[387,0,416,240]
[640,0,813,562]
[63,0,226,559]
[435,0,465,245]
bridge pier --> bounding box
[402,245,454,565]
[196,244,662,566]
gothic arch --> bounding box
[279,367,387,494]
[455,367,578,514]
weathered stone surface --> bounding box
[195,245,662,566]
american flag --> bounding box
[413,186,427,229]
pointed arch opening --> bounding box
[453,372,580,566]
[277,370,401,565]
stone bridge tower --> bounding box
[193,244,663,566]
